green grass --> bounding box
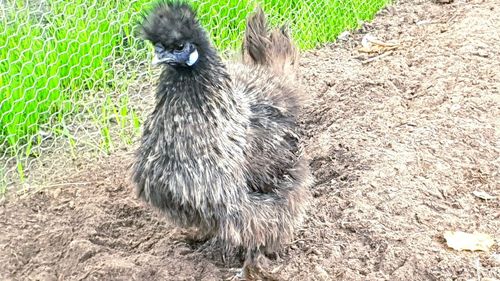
[0,0,390,180]
[0,0,149,156]
[192,0,391,50]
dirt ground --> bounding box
[1,0,499,280]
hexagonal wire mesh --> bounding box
[0,0,390,193]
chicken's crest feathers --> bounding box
[138,1,201,45]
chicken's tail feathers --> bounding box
[242,7,298,77]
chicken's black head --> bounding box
[139,1,208,68]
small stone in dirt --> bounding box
[338,31,351,41]
[51,188,62,198]
[491,253,500,265]
[28,266,58,281]
[434,0,454,3]
[315,265,330,281]
[68,239,101,262]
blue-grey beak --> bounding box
[152,44,175,66]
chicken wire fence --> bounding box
[0,0,390,191]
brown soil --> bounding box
[1,0,499,280]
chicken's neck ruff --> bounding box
[156,45,232,104]
[143,40,249,210]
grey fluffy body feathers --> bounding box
[132,1,312,265]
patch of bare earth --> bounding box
[1,0,499,280]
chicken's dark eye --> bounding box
[173,43,184,51]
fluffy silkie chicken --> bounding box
[132,1,312,279]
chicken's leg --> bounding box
[229,247,281,281]
[236,247,260,280]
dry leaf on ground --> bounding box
[358,34,399,54]
[472,190,497,200]
[444,231,495,252]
